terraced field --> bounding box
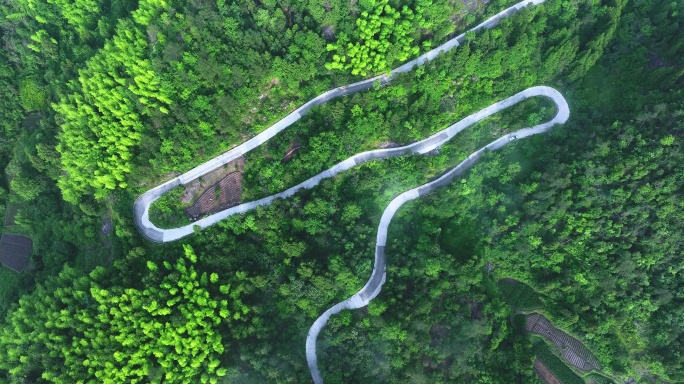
[0,234,32,273]
[586,373,619,384]
[533,340,585,384]
[185,172,242,221]
[498,278,544,311]
[534,357,562,384]
[527,313,601,371]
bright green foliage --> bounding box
[1,0,683,381]
[326,0,423,75]
[244,0,625,201]
[0,245,232,383]
[18,78,47,111]
[47,0,100,39]
[148,186,192,228]
[10,173,46,202]
[54,1,172,202]
[131,0,167,26]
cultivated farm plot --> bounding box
[498,278,544,311]
[533,339,585,384]
[527,313,601,372]
[534,357,562,384]
[585,372,618,384]
[185,172,242,221]
[181,157,244,204]
[0,234,33,273]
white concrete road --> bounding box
[133,0,549,243]
[304,86,569,383]
[130,0,570,382]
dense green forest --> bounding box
[0,0,682,382]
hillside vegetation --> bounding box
[0,0,682,382]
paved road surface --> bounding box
[130,0,570,382]
[305,86,569,383]
[133,0,548,243]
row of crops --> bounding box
[532,339,585,384]
[498,278,544,311]
[526,312,602,371]
[498,278,618,384]
[585,373,618,384]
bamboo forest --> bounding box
[0,0,682,383]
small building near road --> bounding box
[0,234,33,273]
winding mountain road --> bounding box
[133,0,547,243]
[305,86,569,383]
[132,0,570,382]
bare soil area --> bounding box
[181,157,244,204]
[281,140,302,162]
[185,172,242,221]
[377,141,400,149]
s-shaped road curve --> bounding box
[131,0,570,382]
[305,86,569,383]
[133,0,547,243]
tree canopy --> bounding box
[0,0,682,382]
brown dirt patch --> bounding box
[534,357,562,384]
[377,141,400,149]
[181,157,244,204]
[281,140,302,163]
[185,172,242,220]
